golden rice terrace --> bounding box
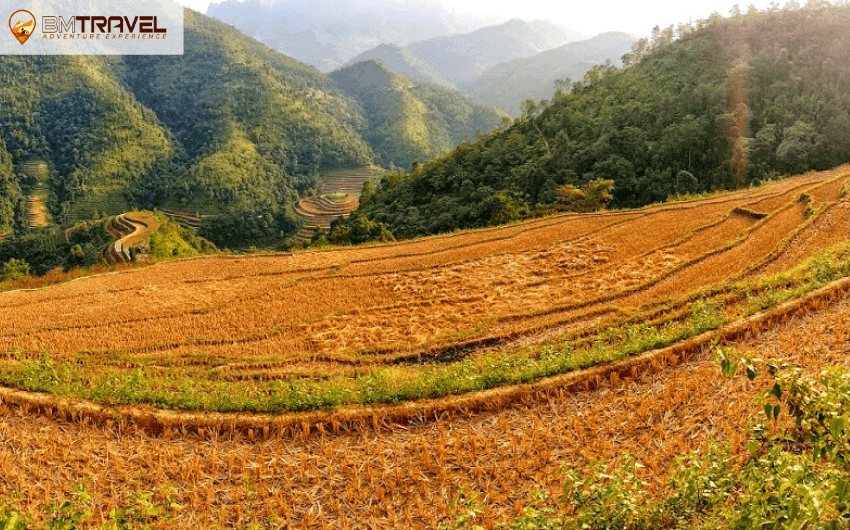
[3,168,850,528]
[0,167,849,423]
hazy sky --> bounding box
[177,0,780,37]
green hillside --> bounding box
[338,3,850,241]
[0,136,22,235]
[0,13,371,225]
[0,55,174,222]
[121,9,375,215]
[330,59,506,170]
[467,32,638,116]
[0,8,510,240]
[343,43,457,90]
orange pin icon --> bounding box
[9,10,36,45]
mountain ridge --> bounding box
[467,31,639,115]
[406,18,584,89]
[206,0,506,71]
[330,59,506,169]
[0,8,504,239]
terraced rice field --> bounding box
[292,166,381,245]
[27,185,49,228]
[2,168,850,527]
[159,209,214,229]
[102,211,161,264]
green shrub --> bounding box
[0,483,178,530]
[445,355,850,529]
[556,180,614,213]
[0,258,29,282]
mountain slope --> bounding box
[0,55,175,222]
[344,4,850,241]
[343,44,457,90]
[468,32,639,115]
[0,136,21,235]
[330,59,506,169]
[0,8,506,237]
[206,0,504,71]
[0,13,378,224]
[122,9,375,215]
[406,18,584,89]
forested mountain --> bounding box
[0,137,22,235]
[0,54,176,222]
[406,18,583,89]
[467,32,638,115]
[0,8,504,234]
[337,3,850,241]
[122,9,375,215]
[342,44,457,90]
[345,30,634,117]
[206,0,503,71]
[330,60,507,169]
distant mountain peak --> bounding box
[332,59,395,91]
[405,17,585,88]
[207,0,507,71]
[340,42,457,90]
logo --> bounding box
[9,10,35,45]
[1,1,183,55]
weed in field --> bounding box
[0,483,178,530]
[445,356,850,530]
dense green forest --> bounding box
[0,54,173,223]
[0,8,502,242]
[122,10,377,216]
[337,3,850,241]
[0,136,23,235]
[0,10,374,225]
[330,59,506,170]
[0,223,114,277]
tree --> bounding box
[521,99,538,120]
[776,120,822,174]
[327,213,393,245]
[675,170,699,195]
[359,180,376,206]
[0,258,29,281]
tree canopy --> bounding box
[338,3,850,243]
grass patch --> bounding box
[324,192,350,204]
[446,361,850,530]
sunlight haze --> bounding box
[181,0,779,36]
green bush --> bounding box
[326,212,393,245]
[445,354,850,530]
[556,180,615,213]
[0,258,29,282]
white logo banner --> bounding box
[2,0,183,55]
